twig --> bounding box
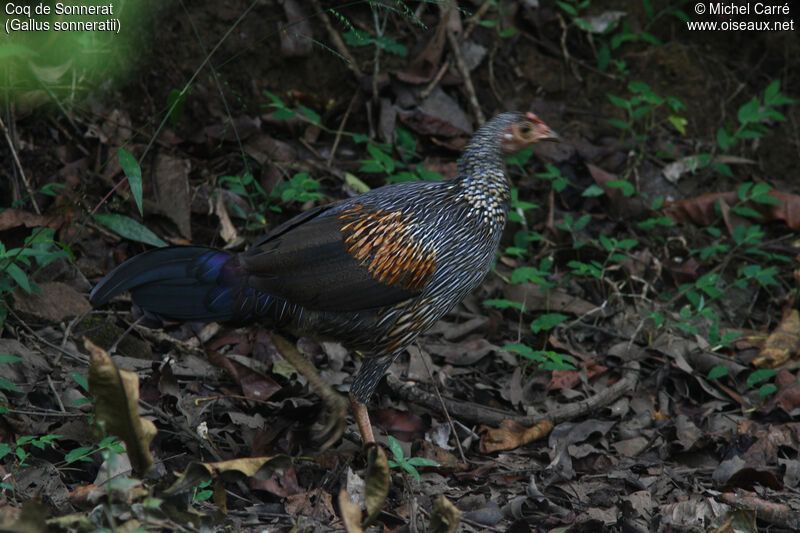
[446,26,485,124]
[386,360,640,426]
[416,344,467,464]
[310,0,363,78]
[556,13,583,82]
[420,59,450,100]
[46,374,66,412]
[0,114,41,214]
[328,90,358,166]
[420,1,489,103]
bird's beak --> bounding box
[525,111,561,143]
[539,129,561,142]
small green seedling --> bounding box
[386,436,438,482]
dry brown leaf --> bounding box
[285,488,336,520]
[164,456,292,495]
[0,209,58,231]
[153,153,192,239]
[548,361,608,391]
[752,310,800,368]
[664,190,800,230]
[338,489,364,533]
[14,282,90,322]
[428,495,462,533]
[478,419,554,453]
[86,339,156,475]
[504,284,600,316]
[363,444,390,527]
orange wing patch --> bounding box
[338,205,436,291]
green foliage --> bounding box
[64,436,125,464]
[118,147,143,217]
[0,434,61,467]
[343,29,407,57]
[219,172,324,229]
[477,1,519,38]
[716,81,795,154]
[0,227,70,328]
[166,86,191,128]
[263,90,322,125]
[386,436,438,482]
[707,365,729,380]
[193,479,214,503]
[504,343,575,371]
[93,213,168,248]
[607,81,687,139]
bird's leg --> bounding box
[349,392,375,444]
[269,333,347,449]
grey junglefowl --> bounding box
[90,111,560,446]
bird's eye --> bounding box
[518,122,533,137]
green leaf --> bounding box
[597,45,610,71]
[707,365,729,380]
[763,80,780,106]
[639,31,662,46]
[93,214,168,248]
[6,262,31,293]
[607,179,635,196]
[403,464,421,481]
[387,436,404,461]
[642,0,654,19]
[556,1,578,16]
[716,127,731,151]
[730,206,762,219]
[606,93,631,110]
[759,384,777,398]
[582,184,604,197]
[64,446,94,464]
[668,115,687,135]
[608,118,631,130]
[71,372,89,392]
[375,35,407,56]
[344,173,370,194]
[296,105,320,125]
[483,299,525,311]
[531,313,568,333]
[0,378,19,392]
[746,369,778,388]
[712,162,733,177]
[0,354,23,365]
[271,108,296,120]
[166,87,190,129]
[118,148,143,217]
[406,457,439,467]
[737,98,760,124]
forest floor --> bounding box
[2,1,800,532]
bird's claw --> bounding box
[312,391,348,450]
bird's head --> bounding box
[498,111,561,154]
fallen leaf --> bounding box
[752,310,800,368]
[86,339,156,474]
[478,419,554,453]
[165,456,292,495]
[428,494,462,533]
[14,282,90,322]
[338,489,364,533]
[363,444,390,526]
